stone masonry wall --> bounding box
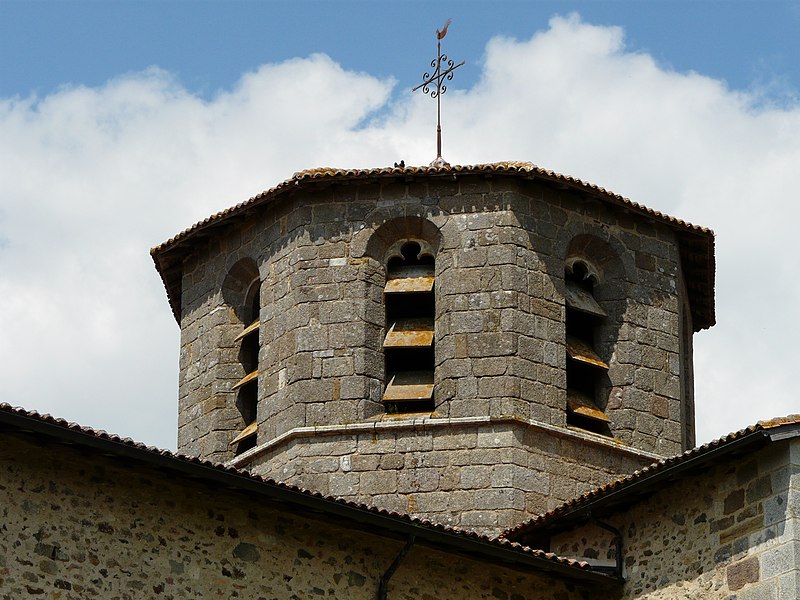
[177,172,691,511]
[548,438,800,599]
[243,417,653,536]
[0,432,600,600]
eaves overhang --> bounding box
[0,402,620,587]
[150,162,715,331]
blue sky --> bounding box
[1,1,799,450]
[4,1,799,102]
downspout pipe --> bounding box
[590,515,624,579]
[377,535,416,600]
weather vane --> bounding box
[412,19,465,167]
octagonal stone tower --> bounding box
[152,162,714,535]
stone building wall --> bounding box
[0,432,601,600]
[242,417,653,536]
[176,172,693,512]
[549,438,800,599]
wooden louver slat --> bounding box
[382,371,434,402]
[229,421,258,446]
[565,281,607,317]
[566,336,609,370]
[233,319,260,342]
[231,370,258,390]
[383,317,434,348]
[567,390,610,423]
[384,264,435,294]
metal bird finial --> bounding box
[437,19,451,40]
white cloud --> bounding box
[0,57,395,448]
[1,14,797,449]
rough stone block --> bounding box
[459,510,499,530]
[396,432,433,453]
[398,468,440,493]
[329,472,360,497]
[305,439,358,457]
[359,471,397,495]
[350,453,381,472]
[764,492,790,527]
[476,428,516,449]
[724,489,746,515]
[379,453,404,470]
[432,431,478,451]
[467,333,517,357]
[307,457,340,473]
[412,491,455,513]
[357,436,396,455]
[473,488,524,511]
[460,466,492,489]
[778,572,800,600]
[737,581,777,600]
[747,476,774,504]
[449,398,488,418]
[760,542,795,579]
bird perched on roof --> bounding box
[394,160,405,168]
[437,19,451,40]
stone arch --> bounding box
[564,234,631,306]
[360,216,443,264]
[222,257,260,321]
[563,233,627,435]
[385,238,436,267]
[566,235,623,282]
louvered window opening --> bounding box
[565,263,611,436]
[383,242,435,414]
[231,284,260,454]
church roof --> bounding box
[503,414,800,543]
[0,402,620,586]
[150,162,715,330]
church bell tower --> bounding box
[152,160,714,535]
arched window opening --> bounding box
[565,261,612,436]
[382,241,435,414]
[230,280,260,454]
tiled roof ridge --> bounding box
[502,414,800,539]
[0,401,591,574]
[150,161,713,256]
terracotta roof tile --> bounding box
[152,162,710,255]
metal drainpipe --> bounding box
[377,535,416,600]
[590,516,624,579]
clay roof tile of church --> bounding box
[153,163,713,255]
[503,415,800,542]
[150,162,715,331]
[0,402,620,585]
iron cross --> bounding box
[412,19,465,167]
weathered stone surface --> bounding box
[0,432,597,600]
[174,172,697,534]
[728,556,760,591]
[247,419,649,536]
[547,440,800,600]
